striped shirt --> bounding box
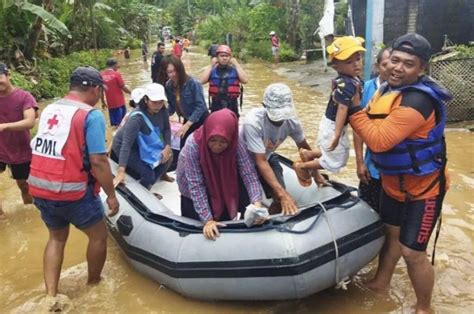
[176,135,262,222]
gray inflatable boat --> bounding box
[102,155,384,300]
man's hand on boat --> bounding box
[106,195,119,217]
[203,220,227,240]
[113,167,126,187]
[280,192,299,216]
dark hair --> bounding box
[128,99,137,108]
[376,47,392,64]
[167,55,189,90]
[157,55,172,86]
[157,42,165,48]
[137,96,148,111]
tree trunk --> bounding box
[24,0,53,60]
[89,2,98,65]
[286,0,300,48]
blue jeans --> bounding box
[126,148,173,189]
[34,185,104,230]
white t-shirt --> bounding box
[241,108,305,158]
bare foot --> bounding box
[87,276,102,285]
[22,193,33,205]
[299,148,315,162]
[313,172,331,188]
[293,162,312,187]
[160,173,175,182]
[415,306,433,314]
[364,279,390,294]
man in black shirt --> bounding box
[151,42,166,83]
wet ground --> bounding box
[1,48,473,313]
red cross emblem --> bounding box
[47,114,59,129]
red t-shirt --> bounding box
[271,36,280,47]
[172,44,183,58]
[0,88,38,164]
[101,69,126,109]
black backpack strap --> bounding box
[240,85,244,112]
[431,136,447,266]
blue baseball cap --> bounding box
[0,63,9,75]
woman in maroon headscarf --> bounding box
[176,109,263,240]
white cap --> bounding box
[144,83,167,102]
[263,83,296,122]
[269,31,276,36]
[131,88,145,103]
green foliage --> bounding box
[11,50,113,100]
[248,3,284,41]
[279,42,298,62]
[453,45,474,58]
[243,40,272,60]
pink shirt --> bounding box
[101,69,126,109]
[271,36,280,48]
[0,88,38,164]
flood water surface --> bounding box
[1,49,473,313]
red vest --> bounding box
[28,99,99,201]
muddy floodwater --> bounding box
[1,48,473,313]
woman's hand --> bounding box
[327,136,340,152]
[175,122,192,138]
[161,145,172,163]
[113,167,126,188]
[203,220,227,241]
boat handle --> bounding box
[117,215,133,236]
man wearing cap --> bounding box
[100,58,131,128]
[0,62,38,219]
[269,31,280,66]
[241,83,312,215]
[28,66,119,297]
[112,83,173,191]
[346,33,452,313]
[200,44,248,116]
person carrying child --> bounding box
[294,36,365,187]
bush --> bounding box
[243,40,272,61]
[279,42,299,62]
[12,49,113,100]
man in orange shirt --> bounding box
[347,33,452,314]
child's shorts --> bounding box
[317,116,350,173]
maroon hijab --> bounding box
[193,109,239,220]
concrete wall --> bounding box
[353,0,473,52]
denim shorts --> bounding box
[34,185,104,230]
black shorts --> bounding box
[258,153,285,199]
[0,161,31,180]
[380,190,444,251]
[358,178,382,212]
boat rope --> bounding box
[318,201,351,290]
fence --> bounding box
[430,58,474,122]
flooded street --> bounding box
[1,48,473,313]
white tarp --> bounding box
[317,0,335,39]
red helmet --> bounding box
[216,45,232,56]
